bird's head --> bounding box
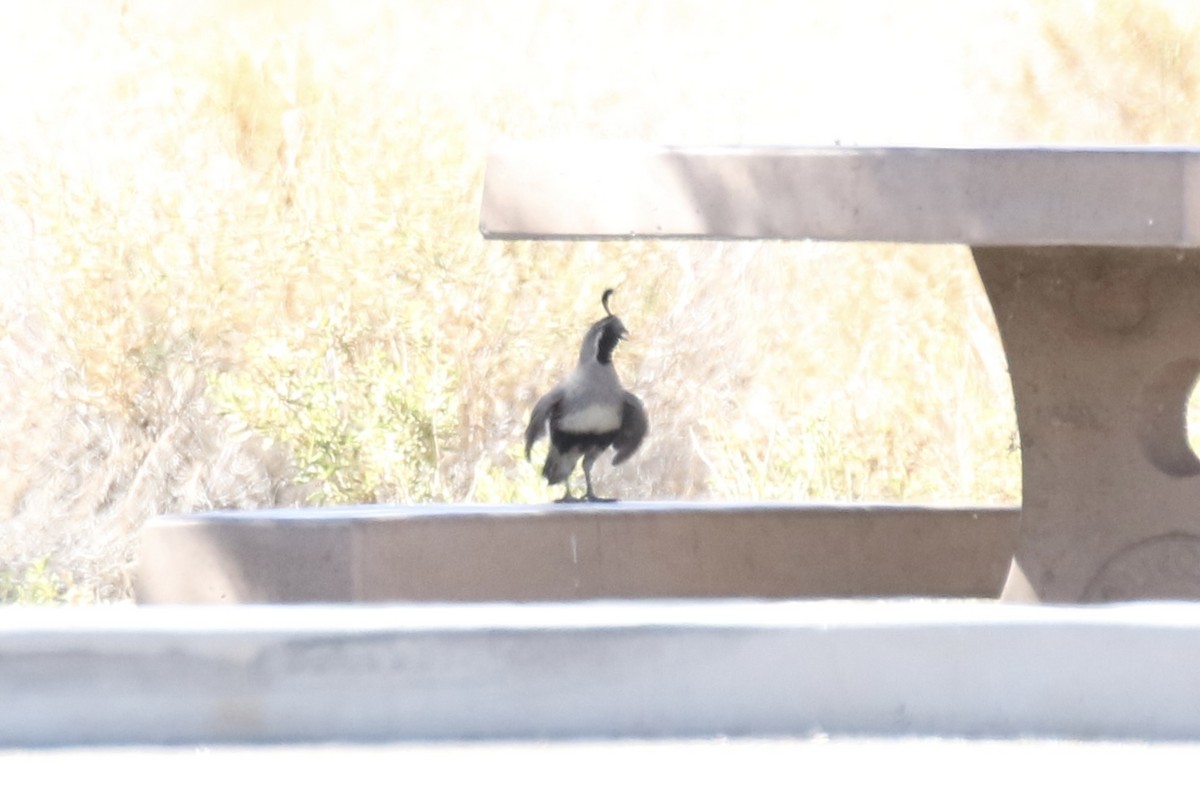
[579,288,628,366]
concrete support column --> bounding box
[974,246,1200,601]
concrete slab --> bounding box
[480,143,1200,245]
[133,503,1019,603]
[5,739,1200,799]
[5,600,1200,747]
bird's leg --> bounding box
[554,473,581,503]
[582,451,617,503]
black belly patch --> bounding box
[550,427,619,452]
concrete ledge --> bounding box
[133,503,1019,603]
[8,739,1200,797]
[5,600,1200,746]
[480,143,1200,245]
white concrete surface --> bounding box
[5,600,1200,747]
[3,739,1200,799]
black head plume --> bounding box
[580,288,627,366]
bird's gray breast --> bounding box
[554,364,625,434]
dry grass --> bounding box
[0,0,1196,600]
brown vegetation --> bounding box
[0,0,1195,600]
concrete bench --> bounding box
[135,503,1016,603]
[481,144,1200,603]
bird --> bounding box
[524,288,648,502]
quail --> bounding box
[525,288,648,502]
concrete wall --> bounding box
[5,600,1200,747]
[134,502,1019,603]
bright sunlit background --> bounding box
[2,0,1198,600]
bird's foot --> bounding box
[554,493,584,504]
[584,493,619,503]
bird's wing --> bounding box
[524,386,564,461]
[611,391,648,466]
